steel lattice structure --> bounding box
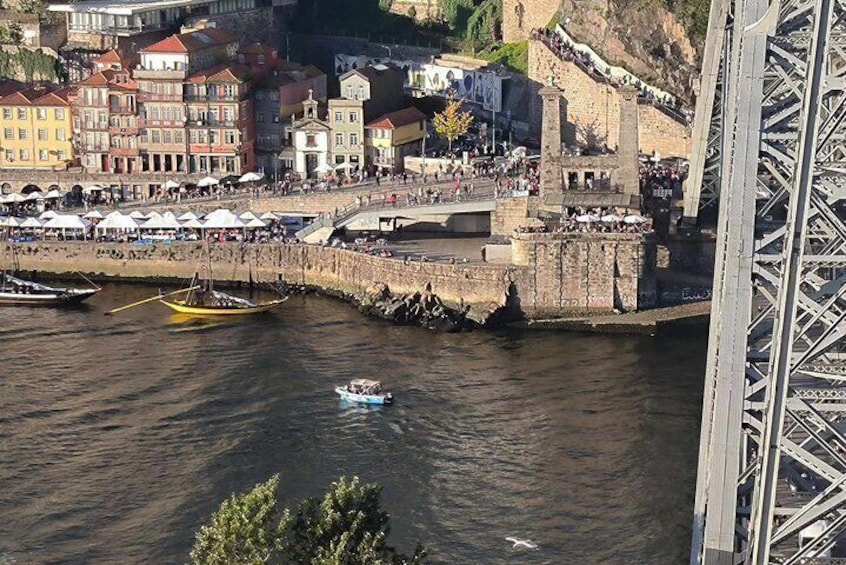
[690,0,846,560]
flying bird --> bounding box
[506,537,539,550]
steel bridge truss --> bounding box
[692,0,846,561]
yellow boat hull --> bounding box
[160,298,286,316]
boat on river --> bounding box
[160,287,286,315]
[0,273,101,306]
[335,379,394,405]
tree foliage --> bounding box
[189,475,427,565]
[432,97,473,151]
[17,0,48,21]
[0,24,22,46]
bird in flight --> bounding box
[506,537,539,550]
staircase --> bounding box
[294,216,336,243]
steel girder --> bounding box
[692,0,846,561]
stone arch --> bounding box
[0,183,11,194]
[68,184,83,205]
[21,184,42,194]
[47,184,60,191]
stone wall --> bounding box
[388,0,441,20]
[490,196,541,236]
[502,0,560,43]
[511,232,655,316]
[528,40,692,158]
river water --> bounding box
[0,284,706,564]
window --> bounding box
[57,150,66,160]
[225,131,236,144]
[223,107,233,122]
[357,85,364,100]
[334,111,343,123]
[210,131,220,144]
[256,112,264,123]
[38,128,48,141]
[350,132,359,146]
[269,91,278,101]
[349,111,358,123]
[17,129,26,140]
[56,129,66,141]
[17,109,25,120]
[163,130,172,144]
[174,130,184,144]
[335,132,343,146]
[2,108,10,119]
[256,90,265,100]
[151,130,160,143]
[335,155,345,164]
[306,134,316,147]
[54,108,65,120]
[4,149,12,161]
[346,85,353,99]
[39,149,48,161]
[36,108,46,120]
[3,128,11,140]
[19,149,29,160]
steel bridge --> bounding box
[684,0,846,560]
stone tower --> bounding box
[539,86,564,201]
[617,86,640,196]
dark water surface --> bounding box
[0,284,706,564]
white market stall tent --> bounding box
[43,215,92,239]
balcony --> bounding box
[80,145,110,152]
[110,147,140,157]
[133,69,187,80]
[189,143,240,154]
[82,122,109,131]
[186,119,238,128]
[184,94,242,103]
[138,118,184,128]
[109,125,139,135]
[109,105,136,114]
[138,92,183,103]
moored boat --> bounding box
[335,379,394,405]
[0,273,101,306]
[160,288,286,316]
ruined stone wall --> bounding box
[388,0,441,20]
[528,40,692,158]
[510,231,655,315]
[502,0,560,43]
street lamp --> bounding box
[379,44,395,59]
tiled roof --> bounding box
[340,63,400,83]
[141,28,236,54]
[74,69,137,91]
[34,87,73,106]
[0,85,71,106]
[187,64,251,84]
[365,106,427,129]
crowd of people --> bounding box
[531,27,693,124]
[517,206,653,235]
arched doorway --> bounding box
[1,183,11,194]
[21,184,41,194]
[69,185,83,206]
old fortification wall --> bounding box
[528,40,691,158]
[502,0,560,43]
[10,230,656,318]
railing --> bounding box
[184,94,241,103]
[137,92,183,102]
[294,215,333,240]
[109,105,136,114]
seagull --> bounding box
[506,537,539,550]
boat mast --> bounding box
[206,241,213,293]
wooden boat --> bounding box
[0,273,101,306]
[161,290,286,315]
[335,379,394,405]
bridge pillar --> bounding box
[539,86,564,203]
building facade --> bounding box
[327,97,364,171]
[291,92,330,178]
[364,106,426,173]
[0,85,74,171]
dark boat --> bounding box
[0,273,101,306]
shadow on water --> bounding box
[0,284,708,565]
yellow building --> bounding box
[364,106,427,173]
[0,85,74,172]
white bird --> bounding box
[506,537,539,550]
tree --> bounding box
[432,97,473,153]
[189,475,427,565]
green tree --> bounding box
[0,24,23,46]
[17,0,47,21]
[432,97,474,152]
[189,475,427,565]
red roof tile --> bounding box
[33,87,73,107]
[365,106,427,129]
[0,85,71,106]
[187,64,251,84]
[141,28,237,54]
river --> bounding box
[0,284,706,564]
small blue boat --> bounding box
[335,379,394,405]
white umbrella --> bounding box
[39,210,58,220]
[239,211,258,221]
[203,209,245,229]
[141,215,183,230]
[601,214,624,223]
[178,211,201,221]
[20,217,42,228]
[83,210,105,219]
[145,210,162,219]
[334,162,355,171]
[197,176,219,187]
[260,211,280,221]
[180,218,205,229]
[24,191,43,201]
[44,189,63,199]
[96,213,140,231]
[511,146,527,157]
[6,193,25,203]
[0,216,25,227]
[312,163,334,174]
[164,180,181,190]
[238,171,264,183]
[575,214,600,223]
[244,217,267,228]
[43,215,91,230]
[623,214,647,224]
[128,210,147,219]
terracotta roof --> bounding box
[74,69,137,91]
[34,87,73,106]
[187,64,251,84]
[0,85,72,106]
[365,106,427,129]
[141,28,236,54]
[0,87,47,105]
[96,49,122,65]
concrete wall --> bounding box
[527,40,691,158]
[502,0,559,43]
